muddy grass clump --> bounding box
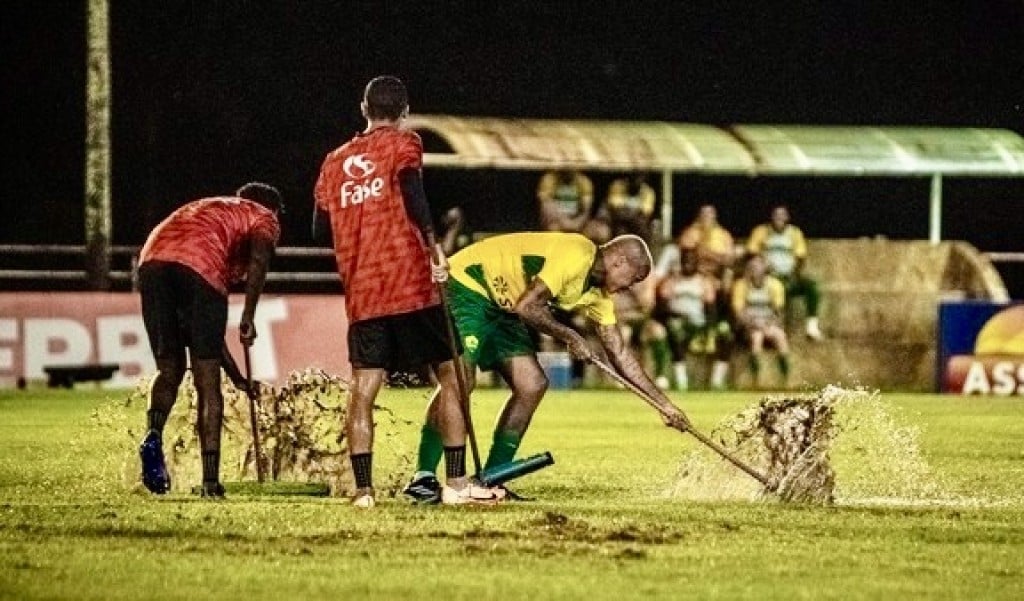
[724,394,838,503]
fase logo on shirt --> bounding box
[340,154,384,208]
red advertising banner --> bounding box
[0,293,350,388]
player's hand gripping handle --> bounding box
[239,318,257,347]
[430,243,450,283]
[566,334,598,364]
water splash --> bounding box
[668,386,950,506]
[92,369,414,497]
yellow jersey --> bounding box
[449,232,617,325]
[731,275,786,322]
[746,224,808,277]
[679,223,734,276]
[605,179,656,217]
[536,171,594,219]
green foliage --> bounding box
[1,387,1023,600]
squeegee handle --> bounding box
[590,357,770,488]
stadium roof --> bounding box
[409,115,1024,177]
[732,125,1024,176]
[408,115,755,173]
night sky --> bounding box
[2,2,1023,291]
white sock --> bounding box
[711,361,729,388]
[672,362,688,390]
[806,317,822,338]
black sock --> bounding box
[147,409,168,435]
[444,446,467,480]
[351,453,373,489]
[201,450,220,484]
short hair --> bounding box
[745,253,767,273]
[236,182,283,213]
[363,76,409,121]
[602,234,653,274]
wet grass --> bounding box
[1,386,1023,600]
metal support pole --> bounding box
[929,173,943,245]
[660,169,673,242]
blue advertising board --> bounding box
[938,301,1024,394]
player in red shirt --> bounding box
[314,76,500,507]
[137,182,282,498]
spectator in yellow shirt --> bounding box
[746,205,823,340]
[679,204,735,280]
[677,204,736,388]
[731,254,790,389]
[599,172,658,245]
[537,169,609,242]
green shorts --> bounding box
[447,279,536,371]
[666,317,705,352]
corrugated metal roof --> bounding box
[409,115,1024,176]
[730,125,1024,176]
[408,115,756,173]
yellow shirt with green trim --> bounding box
[731,275,786,322]
[605,179,656,217]
[536,171,594,218]
[746,223,808,277]
[449,232,618,325]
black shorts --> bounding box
[139,261,228,362]
[348,305,460,372]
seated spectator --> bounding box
[679,204,735,284]
[731,254,790,389]
[746,205,823,340]
[678,204,737,388]
[598,172,658,245]
[646,248,718,391]
[537,169,597,234]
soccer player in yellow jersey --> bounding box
[746,205,823,340]
[403,232,690,502]
[731,254,790,388]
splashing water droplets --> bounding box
[669,386,950,506]
[94,369,415,497]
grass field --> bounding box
[1,385,1023,600]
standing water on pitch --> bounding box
[667,385,946,505]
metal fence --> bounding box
[2,243,1021,294]
[0,244,340,289]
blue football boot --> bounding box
[139,429,171,494]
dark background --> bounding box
[2,2,1023,293]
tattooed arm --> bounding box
[597,324,690,428]
[513,278,596,362]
